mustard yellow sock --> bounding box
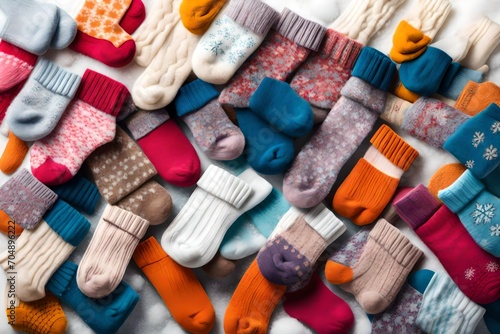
[180,0,227,35]
[0,131,29,174]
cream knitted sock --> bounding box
[77,205,149,298]
[461,16,500,70]
[403,0,451,39]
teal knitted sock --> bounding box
[50,173,101,214]
[438,169,500,256]
[483,166,500,198]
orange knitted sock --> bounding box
[0,211,23,236]
[7,293,67,334]
[0,131,29,174]
[180,0,227,35]
[224,259,286,334]
[394,81,421,103]
[427,163,466,201]
[455,81,500,116]
[390,20,431,63]
[333,125,418,226]
[133,237,215,334]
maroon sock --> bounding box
[120,0,146,34]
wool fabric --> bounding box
[0,131,28,174]
[455,81,500,116]
[180,0,227,35]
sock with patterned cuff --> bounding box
[5,59,81,141]
[325,219,423,314]
[461,16,500,71]
[202,252,237,278]
[444,103,500,178]
[120,0,146,34]
[175,79,245,160]
[427,163,466,201]
[438,169,500,256]
[257,204,346,286]
[124,109,201,187]
[161,165,272,268]
[77,205,149,298]
[219,8,326,107]
[333,124,419,225]
[46,261,140,334]
[220,214,267,260]
[284,47,397,208]
[455,81,500,116]
[390,20,432,63]
[133,237,215,334]
[30,69,129,186]
[0,168,58,229]
[0,199,90,302]
[192,0,280,85]
[437,65,485,100]
[0,131,29,174]
[180,0,227,35]
[50,173,101,214]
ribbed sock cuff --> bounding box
[438,66,484,101]
[46,261,78,297]
[33,58,81,97]
[51,174,101,215]
[481,102,500,120]
[133,236,168,269]
[275,8,326,51]
[125,109,170,140]
[44,200,91,246]
[4,168,58,205]
[454,81,480,112]
[393,184,441,230]
[225,0,280,36]
[304,204,346,244]
[175,79,220,117]
[321,29,363,68]
[352,47,396,91]
[0,40,38,65]
[102,205,149,239]
[438,170,485,213]
[370,124,419,170]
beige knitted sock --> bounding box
[460,16,500,70]
[403,0,451,39]
[77,205,149,298]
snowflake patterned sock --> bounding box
[175,79,245,160]
[438,169,500,256]
[283,47,397,208]
[444,103,500,178]
[30,69,129,186]
[191,0,280,85]
[219,8,325,108]
[394,184,500,304]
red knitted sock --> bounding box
[120,0,146,34]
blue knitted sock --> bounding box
[444,103,500,178]
[235,108,295,174]
[46,261,140,334]
[438,65,485,100]
[51,173,101,214]
[249,77,313,138]
[438,169,500,256]
[483,166,500,198]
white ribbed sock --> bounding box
[461,16,500,70]
[404,0,451,39]
[219,215,267,260]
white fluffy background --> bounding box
[1,0,500,333]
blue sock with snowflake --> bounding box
[438,169,500,257]
[443,103,500,178]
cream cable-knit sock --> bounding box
[461,16,500,70]
[403,0,451,39]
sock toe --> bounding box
[51,9,77,49]
[283,182,323,209]
[50,315,68,334]
[174,242,203,263]
[31,157,73,186]
[357,291,390,314]
[167,160,201,187]
[81,274,116,299]
[249,143,294,175]
[210,132,245,160]
[324,260,354,285]
[188,307,216,334]
[237,317,266,334]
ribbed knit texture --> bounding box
[43,199,91,246]
[438,170,485,213]
[427,163,466,201]
[33,58,81,97]
[275,8,326,52]
[370,124,419,170]
[175,80,220,117]
[0,40,37,93]
[438,66,484,101]
[225,0,279,36]
[403,0,452,39]
[461,16,500,70]
[50,174,101,214]
[351,47,396,92]
[125,109,170,140]
[394,184,442,230]
[455,81,500,116]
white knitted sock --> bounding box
[329,0,406,45]
[76,205,149,299]
[219,216,267,260]
[131,22,199,110]
[461,16,500,70]
[161,165,272,268]
[403,0,451,39]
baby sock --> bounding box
[219,9,326,107]
[284,47,397,208]
[325,219,423,314]
[120,0,146,34]
[46,261,140,334]
[175,79,245,160]
[438,169,500,256]
[0,132,29,174]
[191,0,279,85]
[77,205,149,298]
[427,163,466,201]
[444,103,500,178]
[202,252,237,278]
[461,16,500,71]
[455,81,500,116]
[133,237,215,334]
[180,0,227,35]
[161,165,272,268]
[86,126,157,204]
[224,259,286,334]
[30,69,128,185]
[124,109,201,187]
[333,124,419,225]
[6,58,81,141]
[394,184,500,304]
[50,173,101,214]
[283,273,355,334]
[0,168,58,229]
[220,214,267,260]
[0,199,90,302]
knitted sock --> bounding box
[86,126,157,204]
[30,69,129,186]
[394,81,421,103]
[77,205,149,298]
[325,219,423,314]
[390,20,432,63]
[437,65,485,100]
[46,261,140,334]
[219,8,325,107]
[394,184,500,304]
[403,0,451,40]
[284,47,397,208]
[0,211,23,236]
[257,204,346,286]
[484,300,500,334]
[289,29,363,110]
[124,109,201,187]
[461,16,500,70]
[161,165,272,268]
[202,252,236,278]
[333,124,419,225]
[455,81,500,116]
[0,131,29,174]
[220,214,267,260]
[5,59,81,141]
[483,166,500,199]
[50,173,101,214]
[0,168,58,229]
[283,273,355,334]
[7,293,67,334]
[120,0,146,34]
[248,78,313,138]
[0,199,90,302]
[444,103,500,178]
[180,0,227,35]
[191,0,279,85]
[438,170,500,256]
[427,163,466,201]
[235,108,295,175]
[48,6,77,50]
[224,259,286,334]
[175,79,245,160]
[133,237,215,334]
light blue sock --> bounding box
[249,77,313,138]
[444,103,500,178]
[438,169,500,256]
[438,64,485,100]
[50,7,77,50]
[219,214,267,260]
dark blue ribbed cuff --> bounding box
[352,47,396,92]
[175,79,220,117]
[43,200,91,246]
[51,174,101,214]
[46,260,78,297]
